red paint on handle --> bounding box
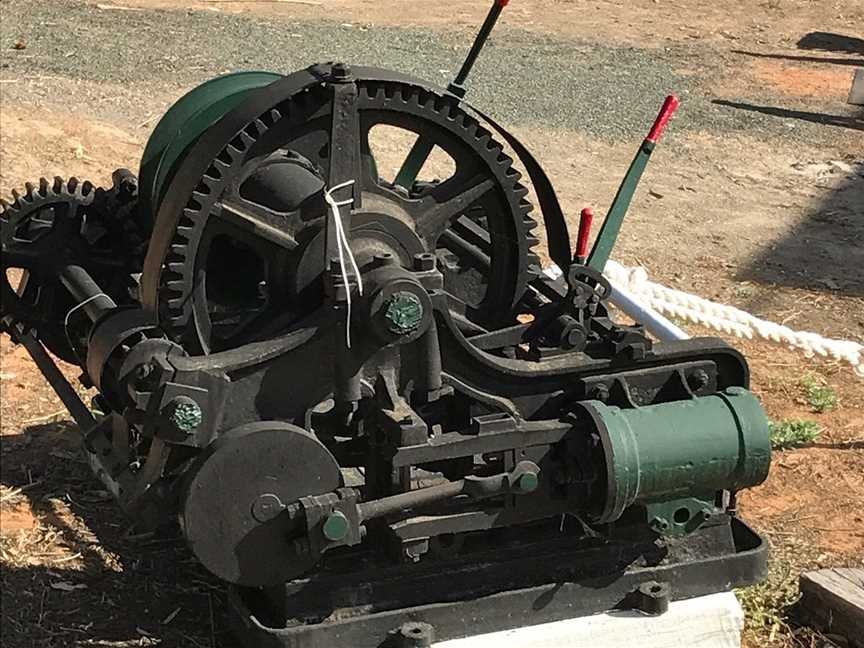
[497,0,511,6]
[576,207,594,260]
[645,95,680,144]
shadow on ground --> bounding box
[712,100,863,131]
[797,32,864,56]
[734,140,863,298]
[0,422,239,647]
[713,34,864,299]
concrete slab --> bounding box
[436,592,744,648]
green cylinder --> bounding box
[138,71,283,221]
[582,387,771,524]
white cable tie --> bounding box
[324,180,362,348]
[63,292,109,357]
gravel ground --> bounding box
[1,0,857,144]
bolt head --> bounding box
[322,511,350,542]
[384,291,424,335]
[331,62,351,80]
[516,472,539,493]
[413,253,436,271]
[590,384,610,402]
[373,252,397,266]
[649,516,670,533]
[688,369,710,390]
[251,493,285,523]
[165,396,202,433]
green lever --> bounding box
[394,0,511,189]
[586,95,680,272]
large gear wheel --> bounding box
[141,67,541,354]
[1,175,144,362]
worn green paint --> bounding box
[384,292,424,335]
[586,141,653,272]
[138,71,283,219]
[589,387,771,527]
[394,138,435,189]
[322,511,350,542]
[516,472,539,494]
[169,399,203,433]
[645,497,714,537]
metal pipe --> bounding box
[59,264,117,322]
[542,265,687,342]
[357,460,538,521]
[608,283,688,342]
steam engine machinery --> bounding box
[1,4,771,646]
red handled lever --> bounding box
[586,94,681,271]
[575,207,594,264]
[646,95,680,145]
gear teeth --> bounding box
[213,159,231,175]
[2,173,121,361]
[156,77,544,339]
[238,130,256,148]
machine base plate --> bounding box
[228,516,766,648]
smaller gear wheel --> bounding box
[1,174,144,362]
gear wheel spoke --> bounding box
[143,68,541,354]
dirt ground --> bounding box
[110,0,862,50]
[1,0,862,647]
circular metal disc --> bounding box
[138,71,283,219]
[181,422,341,587]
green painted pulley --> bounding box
[138,71,284,222]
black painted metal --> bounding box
[0,52,772,648]
[228,517,766,648]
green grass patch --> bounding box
[737,537,824,647]
[800,375,838,413]
[769,419,821,450]
[737,558,800,638]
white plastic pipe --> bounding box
[607,283,689,341]
[541,266,689,342]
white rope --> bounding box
[601,259,864,377]
[324,180,363,348]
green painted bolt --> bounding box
[516,472,539,494]
[649,516,670,533]
[167,396,203,433]
[384,291,424,335]
[322,511,350,542]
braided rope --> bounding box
[603,260,863,376]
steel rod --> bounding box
[59,264,117,322]
[15,324,96,431]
